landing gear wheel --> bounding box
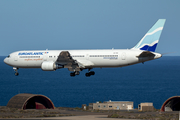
[15,72,19,76]
[85,69,95,77]
[85,73,90,77]
[89,71,95,75]
[70,72,75,77]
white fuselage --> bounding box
[4,49,161,69]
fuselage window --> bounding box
[72,55,84,57]
[90,55,117,57]
[89,55,118,58]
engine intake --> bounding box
[41,61,63,71]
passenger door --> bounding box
[121,52,126,60]
[14,56,18,61]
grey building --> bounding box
[93,100,133,110]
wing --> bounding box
[56,51,84,71]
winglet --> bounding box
[132,19,166,52]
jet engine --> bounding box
[41,61,63,71]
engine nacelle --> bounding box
[41,61,63,71]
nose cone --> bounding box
[4,58,9,64]
[4,58,7,63]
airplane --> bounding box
[4,19,166,77]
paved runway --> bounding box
[43,115,141,120]
[0,115,141,120]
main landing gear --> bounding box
[85,69,95,77]
[70,71,80,77]
[70,69,95,77]
[13,67,19,76]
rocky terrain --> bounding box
[0,106,179,120]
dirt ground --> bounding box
[0,106,179,120]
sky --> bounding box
[0,0,179,56]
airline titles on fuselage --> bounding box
[18,52,49,56]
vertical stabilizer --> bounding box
[133,19,166,52]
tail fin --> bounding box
[132,19,166,52]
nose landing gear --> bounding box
[13,67,19,76]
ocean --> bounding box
[0,56,180,109]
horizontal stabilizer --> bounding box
[137,51,155,58]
